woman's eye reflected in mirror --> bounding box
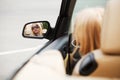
[23,22,49,38]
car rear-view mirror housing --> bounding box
[22,21,51,39]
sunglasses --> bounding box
[71,40,80,48]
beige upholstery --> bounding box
[101,0,120,54]
[13,50,65,80]
[12,50,113,80]
[72,0,120,78]
[73,50,120,78]
[91,50,120,78]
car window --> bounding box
[0,0,61,52]
[70,0,108,32]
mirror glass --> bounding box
[23,21,49,38]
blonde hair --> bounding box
[73,7,104,56]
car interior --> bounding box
[72,0,120,78]
[12,0,120,80]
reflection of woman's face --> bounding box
[32,27,40,34]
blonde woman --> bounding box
[72,7,104,56]
[68,7,104,72]
[31,23,43,37]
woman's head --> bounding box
[31,23,43,36]
[73,7,104,55]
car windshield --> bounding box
[0,0,61,52]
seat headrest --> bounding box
[101,0,120,55]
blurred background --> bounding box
[0,0,61,52]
